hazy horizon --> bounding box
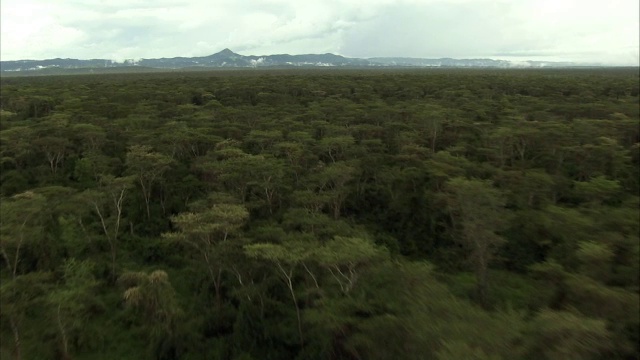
[2,0,638,66]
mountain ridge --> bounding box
[0,48,601,73]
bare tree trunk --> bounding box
[144,197,151,220]
[475,257,489,308]
[277,262,303,348]
[77,218,91,243]
[110,243,117,282]
[332,199,341,220]
[431,128,438,153]
[57,305,71,360]
[215,268,222,308]
[265,187,275,214]
[160,189,167,215]
[10,317,21,360]
[302,263,319,289]
[140,179,151,220]
[203,252,222,308]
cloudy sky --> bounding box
[1,0,638,65]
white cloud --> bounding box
[1,0,638,65]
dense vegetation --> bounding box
[1,68,638,360]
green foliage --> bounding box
[118,269,184,358]
[1,68,638,359]
[0,191,47,276]
[522,309,613,360]
[444,177,509,306]
[47,259,99,358]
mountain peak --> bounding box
[217,48,236,56]
[203,48,240,60]
[1,49,588,73]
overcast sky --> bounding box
[1,0,638,65]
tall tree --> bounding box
[445,177,509,306]
[0,191,47,360]
[118,269,182,358]
[163,200,249,306]
[47,259,97,360]
[125,145,174,220]
[245,240,314,348]
[0,191,46,278]
[75,175,135,279]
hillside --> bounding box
[1,48,597,73]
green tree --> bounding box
[47,259,98,359]
[71,123,106,153]
[445,178,509,306]
[522,309,613,360]
[118,269,182,358]
[75,175,135,279]
[125,145,174,220]
[0,126,34,170]
[245,240,314,348]
[0,191,46,278]
[0,271,51,360]
[314,236,383,294]
[308,161,358,220]
[163,200,249,306]
[73,149,120,186]
[317,135,355,163]
[246,156,289,214]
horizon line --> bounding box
[2,48,637,67]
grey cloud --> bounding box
[337,1,638,65]
[1,0,638,65]
[340,3,517,58]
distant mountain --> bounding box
[0,49,593,73]
[367,57,579,68]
